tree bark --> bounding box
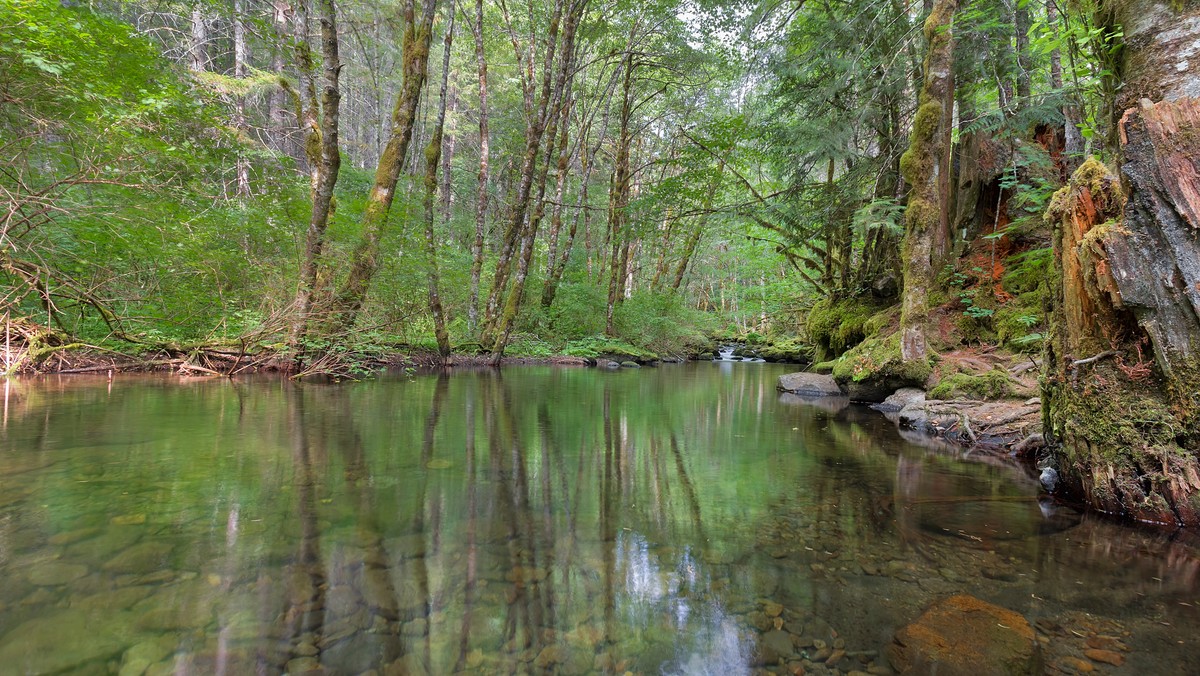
[288,0,342,356]
[189,8,208,72]
[479,0,568,352]
[467,0,490,336]
[605,42,635,337]
[333,0,439,332]
[1044,0,1200,526]
[1048,0,1084,167]
[233,0,251,198]
[422,11,455,360]
[488,0,584,362]
[898,0,956,363]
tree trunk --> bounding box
[1014,0,1032,104]
[605,45,635,337]
[288,0,342,356]
[467,0,490,337]
[233,0,251,198]
[422,11,455,360]
[189,8,207,72]
[1044,0,1200,525]
[480,0,567,352]
[542,64,621,309]
[488,0,583,362]
[898,0,956,364]
[1048,0,1084,167]
[270,1,297,161]
[333,0,439,331]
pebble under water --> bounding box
[0,364,1197,675]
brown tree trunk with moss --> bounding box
[467,0,489,336]
[489,0,583,363]
[288,0,341,358]
[422,12,454,360]
[332,0,438,332]
[479,0,567,351]
[1044,0,1200,526]
[605,45,635,337]
[898,0,956,364]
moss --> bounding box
[812,360,837,374]
[929,368,1016,400]
[759,337,812,363]
[805,297,885,362]
[831,331,933,400]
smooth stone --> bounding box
[286,657,320,673]
[0,609,135,674]
[887,594,1039,675]
[777,372,843,397]
[104,541,174,574]
[534,644,566,668]
[120,637,178,676]
[757,630,795,665]
[131,581,219,632]
[1059,657,1095,672]
[73,585,155,611]
[49,527,102,546]
[28,561,89,586]
[873,388,926,413]
[1082,649,1124,666]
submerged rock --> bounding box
[873,388,926,413]
[777,372,843,397]
[887,594,1040,675]
[27,561,89,586]
[0,609,135,674]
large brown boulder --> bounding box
[887,594,1041,675]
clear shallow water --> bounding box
[0,365,1197,675]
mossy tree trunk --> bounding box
[422,10,454,360]
[467,0,489,336]
[898,0,956,364]
[605,41,636,337]
[332,0,438,332]
[479,0,567,351]
[489,0,584,363]
[1044,0,1200,525]
[288,0,342,359]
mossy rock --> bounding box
[928,368,1017,400]
[806,297,887,362]
[759,338,812,364]
[812,360,836,374]
[831,332,933,402]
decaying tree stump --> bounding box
[1044,100,1200,525]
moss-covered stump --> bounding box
[1045,150,1200,525]
[1047,373,1200,524]
[830,332,933,402]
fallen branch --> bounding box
[1072,350,1118,367]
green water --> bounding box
[0,364,1197,675]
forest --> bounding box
[2,0,1200,529]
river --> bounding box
[0,363,1197,674]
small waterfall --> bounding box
[716,345,736,361]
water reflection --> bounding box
[0,367,1197,673]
